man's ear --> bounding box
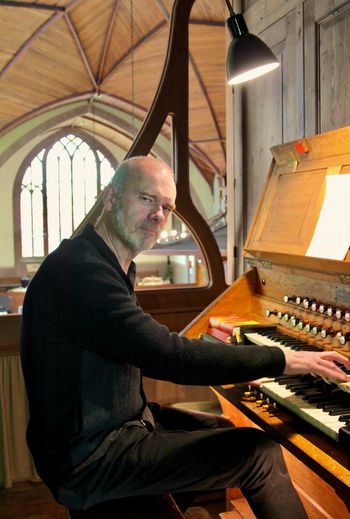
[103,184,117,212]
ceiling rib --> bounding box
[0,14,61,80]
[192,138,226,143]
[155,0,171,18]
[189,53,226,160]
[190,19,224,26]
[190,142,222,175]
[97,0,121,84]
[0,0,79,81]
[0,1,65,10]
[101,20,167,84]
[0,92,92,138]
[65,11,97,89]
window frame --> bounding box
[13,129,118,268]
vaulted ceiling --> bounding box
[0,0,228,184]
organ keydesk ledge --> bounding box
[182,126,350,518]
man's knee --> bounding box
[233,427,284,473]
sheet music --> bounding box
[306,174,350,260]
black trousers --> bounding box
[56,404,307,519]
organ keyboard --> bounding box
[243,327,350,442]
[244,328,350,392]
[182,126,350,517]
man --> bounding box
[21,156,350,518]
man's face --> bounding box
[112,163,176,255]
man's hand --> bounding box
[283,350,350,382]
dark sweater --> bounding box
[20,224,285,486]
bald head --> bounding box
[111,156,175,195]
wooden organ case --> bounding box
[182,126,350,518]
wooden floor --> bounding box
[0,482,67,519]
[0,482,226,519]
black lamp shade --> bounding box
[226,14,279,85]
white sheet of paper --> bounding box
[306,174,350,260]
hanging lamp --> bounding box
[225,0,280,85]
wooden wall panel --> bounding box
[231,0,350,278]
[243,7,304,225]
[304,0,350,134]
[233,4,304,275]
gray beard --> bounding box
[113,204,155,253]
[113,205,138,252]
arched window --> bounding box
[18,133,116,259]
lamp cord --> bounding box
[224,0,235,16]
[130,0,135,136]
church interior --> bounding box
[1,0,350,517]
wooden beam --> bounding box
[97,0,121,84]
[0,1,65,11]
[64,11,98,89]
[189,53,226,161]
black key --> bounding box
[328,408,350,416]
[338,413,350,422]
[323,404,350,411]
[286,383,313,391]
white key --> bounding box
[261,380,341,440]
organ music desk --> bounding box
[182,126,350,519]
